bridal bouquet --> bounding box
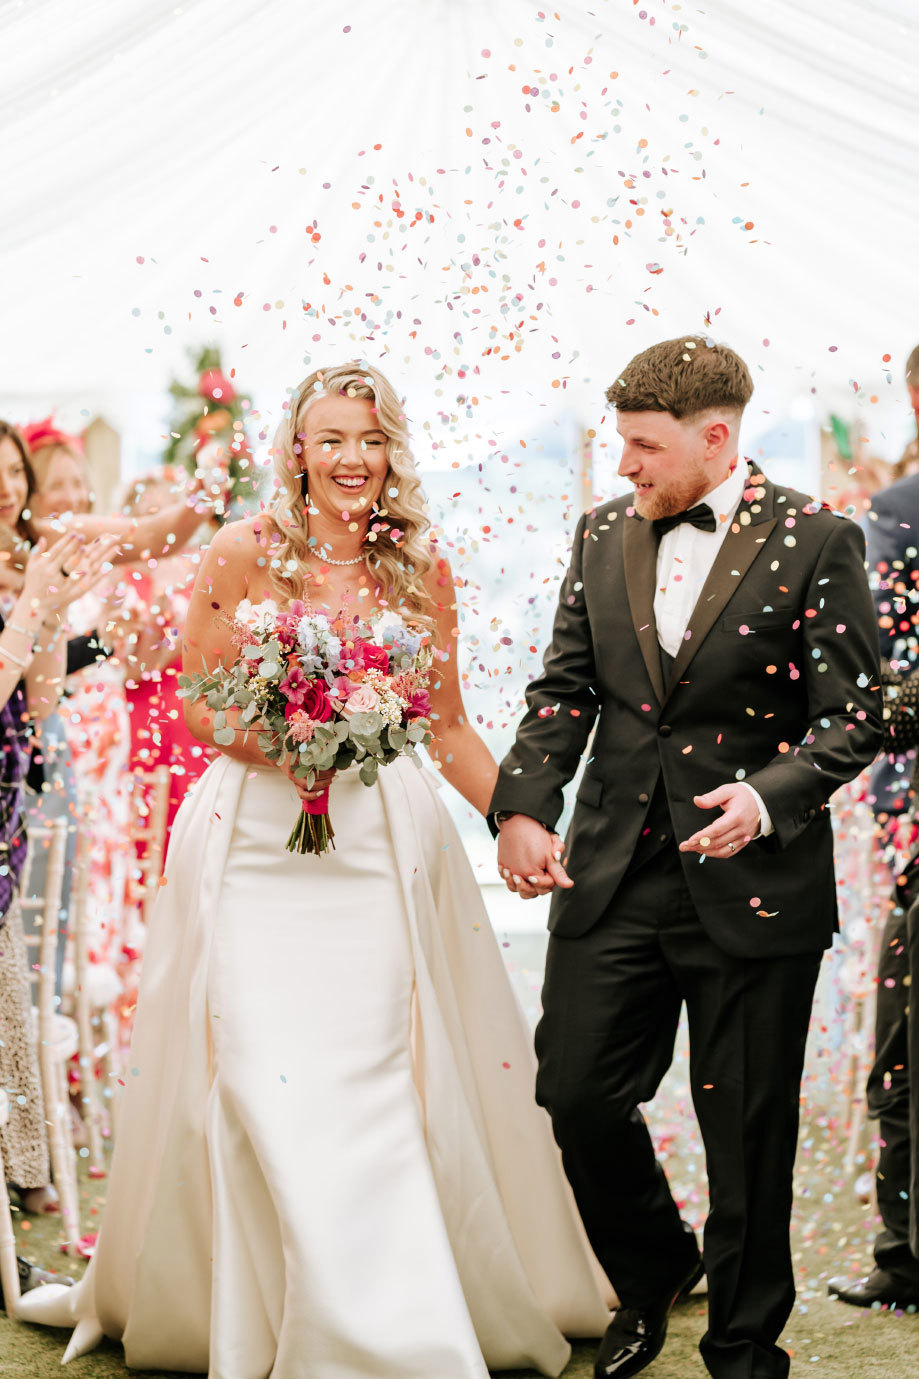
[178,599,434,855]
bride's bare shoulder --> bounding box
[207,513,282,556]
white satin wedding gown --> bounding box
[19,752,611,1376]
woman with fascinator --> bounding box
[18,363,612,1377]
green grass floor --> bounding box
[2,941,918,1376]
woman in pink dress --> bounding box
[112,470,215,838]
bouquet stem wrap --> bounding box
[287,787,336,855]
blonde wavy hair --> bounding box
[269,363,435,622]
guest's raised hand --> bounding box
[21,532,120,615]
[679,782,760,859]
[497,814,573,900]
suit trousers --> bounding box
[866,853,919,1274]
[535,840,822,1379]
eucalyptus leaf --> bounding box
[213,726,236,747]
[347,710,385,738]
[359,758,379,786]
[387,725,407,751]
[259,660,281,679]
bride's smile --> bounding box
[301,391,390,524]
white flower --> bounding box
[371,610,406,647]
[235,598,279,633]
[296,612,332,652]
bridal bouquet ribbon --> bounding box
[179,599,434,855]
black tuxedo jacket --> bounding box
[491,469,884,957]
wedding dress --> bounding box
[19,752,611,1377]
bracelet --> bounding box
[1,644,32,672]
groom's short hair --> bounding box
[607,336,754,420]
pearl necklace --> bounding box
[314,551,365,567]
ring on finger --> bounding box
[728,841,736,853]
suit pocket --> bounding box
[721,607,794,634]
[575,772,603,808]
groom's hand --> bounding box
[679,783,760,859]
[497,814,573,900]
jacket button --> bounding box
[638,792,649,804]
[658,724,672,738]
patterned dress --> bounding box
[0,616,50,1189]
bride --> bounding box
[19,363,611,1377]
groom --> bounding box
[490,336,883,1379]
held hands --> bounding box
[22,533,120,617]
[679,783,761,860]
[497,813,573,900]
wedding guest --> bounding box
[0,487,117,1220]
[16,422,103,998]
[112,469,214,837]
[0,417,226,1118]
[829,343,919,1309]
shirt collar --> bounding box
[701,457,747,528]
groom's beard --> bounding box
[632,462,710,521]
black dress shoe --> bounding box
[828,1268,919,1309]
[594,1303,670,1378]
[595,1254,703,1377]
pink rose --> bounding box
[342,685,381,718]
[352,639,390,674]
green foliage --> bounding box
[161,343,261,510]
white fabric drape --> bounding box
[1,0,916,424]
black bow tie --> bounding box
[653,502,717,537]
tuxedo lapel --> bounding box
[622,511,666,705]
[664,474,777,702]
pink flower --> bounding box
[301,681,334,723]
[352,639,390,674]
[286,709,316,744]
[198,367,236,403]
[405,689,431,721]
[332,675,359,700]
[342,684,381,718]
[280,665,309,706]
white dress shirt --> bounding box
[653,460,774,837]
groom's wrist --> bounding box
[494,810,548,831]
